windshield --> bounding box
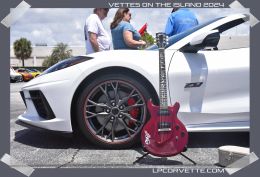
[146,17,223,50]
[42,56,93,75]
[30,69,38,72]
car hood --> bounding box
[86,50,157,61]
[84,49,174,68]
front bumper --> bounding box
[18,80,74,132]
[17,65,83,132]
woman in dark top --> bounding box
[111,8,146,49]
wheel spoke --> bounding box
[118,89,136,105]
[106,131,112,140]
[128,127,137,133]
[86,99,108,108]
[118,118,134,137]
[111,81,119,104]
[86,111,109,119]
[121,112,142,127]
[99,83,112,105]
[124,103,145,111]
[96,117,111,135]
[111,119,117,142]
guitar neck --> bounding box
[159,48,168,109]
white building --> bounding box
[10,46,86,67]
[10,36,248,67]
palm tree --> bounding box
[43,43,72,67]
[13,38,32,67]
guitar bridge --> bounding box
[158,128,172,132]
[158,122,172,130]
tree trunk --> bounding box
[22,58,24,67]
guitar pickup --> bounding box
[158,128,172,132]
[157,109,170,116]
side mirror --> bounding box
[181,30,220,53]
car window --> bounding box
[19,69,26,72]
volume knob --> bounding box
[181,132,185,137]
[175,125,180,130]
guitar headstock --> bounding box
[155,32,168,49]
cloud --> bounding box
[32,29,52,37]
[10,8,249,46]
[31,30,41,37]
[11,8,90,46]
[74,20,82,30]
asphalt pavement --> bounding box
[10,82,249,168]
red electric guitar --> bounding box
[140,33,188,157]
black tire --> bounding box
[76,73,152,149]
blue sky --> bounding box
[10,8,249,46]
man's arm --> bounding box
[165,16,174,36]
[88,32,99,52]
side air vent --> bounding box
[29,90,56,120]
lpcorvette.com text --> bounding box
[153,168,225,174]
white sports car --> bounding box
[18,14,249,149]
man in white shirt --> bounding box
[84,8,111,54]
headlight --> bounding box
[42,56,93,75]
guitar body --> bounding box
[141,99,188,157]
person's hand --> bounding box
[139,40,146,46]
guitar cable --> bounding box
[167,50,178,106]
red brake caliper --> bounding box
[127,98,140,126]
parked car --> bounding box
[27,68,42,77]
[16,68,41,78]
[16,68,34,81]
[10,67,23,82]
[18,14,249,149]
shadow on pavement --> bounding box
[188,132,249,148]
[14,128,249,150]
[134,156,183,165]
[14,128,97,149]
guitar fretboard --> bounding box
[159,48,168,110]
